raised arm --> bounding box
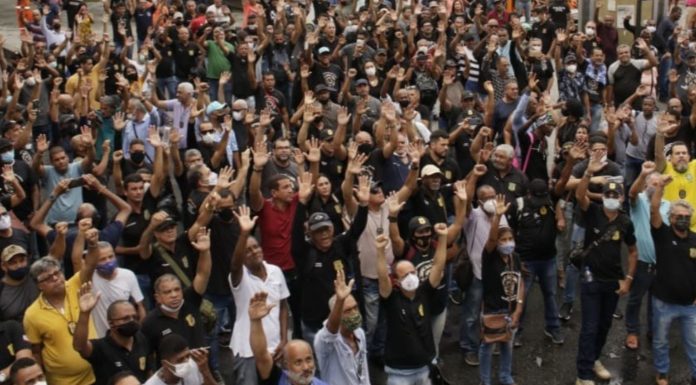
[327,265,355,334]
[249,140,269,212]
[629,161,656,203]
[79,228,100,284]
[138,211,169,260]
[576,153,606,211]
[190,227,212,295]
[30,179,70,238]
[651,173,670,229]
[375,234,393,298]
[83,174,131,224]
[484,194,510,253]
[230,206,257,287]
[428,223,449,288]
[73,281,100,358]
[249,292,275,380]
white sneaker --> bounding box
[593,360,612,380]
[575,379,595,385]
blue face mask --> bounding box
[1,150,14,164]
[96,259,118,276]
[497,241,515,255]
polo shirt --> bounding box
[381,283,437,370]
[607,59,648,107]
[663,160,696,231]
[23,273,96,385]
[651,224,696,305]
[0,320,30,370]
[581,202,636,281]
[257,194,299,271]
[141,287,205,356]
[477,161,529,202]
[145,234,198,284]
[88,332,153,383]
[630,192,670,264]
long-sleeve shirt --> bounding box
[291,203,368,328]
[314,325,370,385]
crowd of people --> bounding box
[0,0,695,384]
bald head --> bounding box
[394,260,415,280]
[282,339,315,380]
[232,99,248,110]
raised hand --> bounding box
[454,180,468,202]
[149,211,169,228]
[587,151,607,173]
[375,233,389,249]
[85,228,99,247]
[641,160,656,175]
[333,264,354,301]
[305,137,321,163]
[252,141,270,168]
[386,192,405,216]
[113,111,126,131]
[80,126,94,146]
[355,174,370,205]
[347,151,368,175]
[297,172,315,202]
[433,222,447,236]
[191,227,211,252]
[216,166,234,190]
[55,222,69,236]
[113,150,124,162]
[473,164,488,177]
[78,282,100,313]
[2,165,15,182]
[147,125,162,147]
[337,106,351,126]
[36,134,49,153]
[569,142,587,161]
[249,292,275,321]
[494,194,510,216]
[235,205,258,233]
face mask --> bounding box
[357,143,374,155]
[482,199,497,215]
[217,208,234,222]
[96,259,118,276]
[645,186,656,199]
[208,172,218,186]
[116,320,140,337]
[34,382,47,385]
[400,273,420,291]
[365,67,376,76]
[161,300,184,313]
[341,312,362,331]
[530,16,539,23]
[202,132,215,145]
[398,100,410,109]
[585,27,596,37]
[566,64,577,73]
[7,265,29,280]
[283,369,315,385]
[0,214,11,231]
[412,234,430,248]
[126,72,138,81]
[497,241,515,255]
[49,61,58,69]
[130,151,145,164]
[169,357,196,378]
[674,216,691,231]
[143,182,151,192]
[1,150,14,163]
[646,26,656,33]
[602,197,621,211]
[233,111,244,121]
[25,77,36,87]
[600,154,607,163]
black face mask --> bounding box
[357,143,374,155]
[126,72,138,81]
[130,151,145,164]
[7,266,29,280]
[398,100,410,109]
[115,320,140,337]
[217,208,234,222]
[412,234,430,248]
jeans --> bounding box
[157,76,178,100]
[519,259,561,334]
[384,365,431,385]
[516,0,531,21]
[652,296,696,376]
[363,278,386,356]
[301,321,320,348]
[563,224,586,304]
[432,309,447,358]
[625,261,656,335]
[576,280,620,380]
[460,278,483,353]
[590,103,604,133]
[555,200,575,269]
[208,80,232,103]
[479,324,516,385]
[205,292,234,371]
[658,56,673,102]
[231,355,259,385]
[284,270,303,339]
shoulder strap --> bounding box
[155,243,192,287]
[521,131,536,173]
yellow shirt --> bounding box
[65,62,104,111]
[23,273,96,385]
[663,160,696,231]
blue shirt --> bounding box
[630,192,670,264]
[43,161,83,224]
[314,325,369,385]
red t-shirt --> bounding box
[258,194,299,271]
[189,15,206,35]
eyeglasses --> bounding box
[37,270,62,284]
[111,315,138,323]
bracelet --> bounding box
[253,167,263,172]
[48,194,57,202]
[625,275,634,281]
[388,216,398,223]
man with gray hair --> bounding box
[22,228,100,385]
[150,82,197,150]
[119,98,158,163]
[471,135,529,204]
[649,175,696,385]
[606,40,657,108]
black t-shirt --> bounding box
[651,224,696,305]
[645,117,694,161]
[230,54,256,99]
[481,250,521,312]
[581,202,636,281]
[399,242,448,315]
[173,42,200,80]
[477,162,529,203]
[155,42,175,78]
[141,287,206,357]
[571,159,623,195]
[530,20,557,53]
[408,187,450,225]
[87,332,153,383]
[145,234,198,284]
[206,216,239,295]
[0,159,37,221]
[381,283,437,369]
[0,320,30,370]
[514,198,557,260]
[610,62,644,108]
[517,129,549,181]
[119,199,157,274]
[548,1,570,28]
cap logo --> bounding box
[418,217,426,225]
[609,183,616,189]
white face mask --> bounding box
[566,64,577,73]
[400,272,420,291]
[208,172,218,186]
[168,357,196,378]
[600,154,607,163]
[602,197,621,211]
[0,214,11,231]
[143,182,151,192]
[25,77,36,87]
[585,27,596,36]
[201,132,215,144]
[34,382,48,385]
[232,111,244,121]
[160,300,184,313]
[530,16,539,24]
[365,67,376,76]
[646,26,656,33]
[482,199,497,215]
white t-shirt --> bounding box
[143,368,204,385]
[91,267,144,337]
[229,262,290,357]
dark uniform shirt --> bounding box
[477,161,529,203]
[581,202,636,281]
[87,332,153,383]
[145,234,198,284]
[0,320,30,370]
[651,224,696,305]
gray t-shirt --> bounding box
[0,278,39,321]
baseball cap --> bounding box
[2,245,27,262]
[319,129,335,141]
[173,12,184,20]
[408,216,432,236]
[603,182,624,196]
[355,78,369,86]
[420,164,444,178]
[155,217,178,232]
[206,101,228,116]
[318,46,331,55]
[528,178,550,206]
[308,212,333,232]
[564,53,577,64]
[314,84,335,94]
[462,90,475,99]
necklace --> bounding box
[369,207,385,235]
[44,293,76,335]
